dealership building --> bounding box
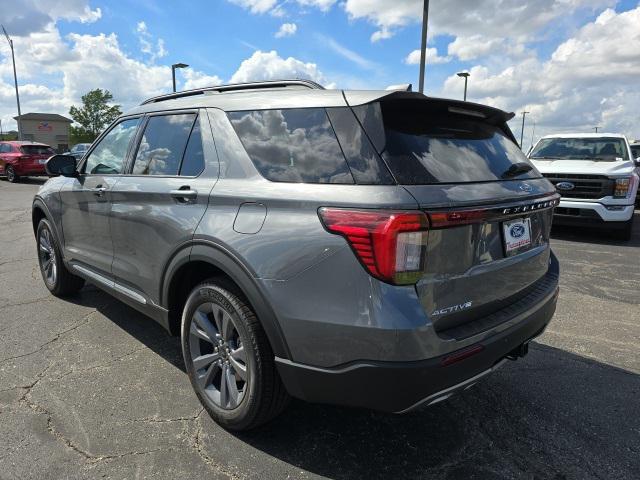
[14,113,73,153]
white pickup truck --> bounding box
[529,133,639,240]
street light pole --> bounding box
[171,63,189,93]
[2,25,22,140]
[456,72,470,101]
[418,0,430,94]
[593,126,601,133]
[520,111,530,149]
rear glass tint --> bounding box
[21,145,55,155]
[228,108,353,184]
[363,101,539,184]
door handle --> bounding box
[93,186,107,196]
[169,187,198,202]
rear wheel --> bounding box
[181,281,289,431]
[6,165,18,183]
[37,219,85,296]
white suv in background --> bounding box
[529,133,639,240]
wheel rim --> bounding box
[38,227,57,286]
[7,167,15,181]
[189,302,248,410]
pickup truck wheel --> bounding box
[616,217,634,241]
[37,219,85,296]
[181,281,289,431]
[6,165,18,183]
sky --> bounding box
[1,0,640,149]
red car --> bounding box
[0,141,57,183]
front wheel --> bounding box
[37,219,85,296]
[181,281,289,431]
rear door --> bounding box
[354,98,558,337]
[108,110,218,305]
[59,117,141,276]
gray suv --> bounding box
[33,80,560,431]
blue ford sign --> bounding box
[510,224,526,238]
[556,181,575,191]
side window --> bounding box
[227,108,354,184]
[179,118,205,176]
[0,144,8,153]
[84,118,140,174]
[132,114,196,176]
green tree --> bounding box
[69,89,122,143]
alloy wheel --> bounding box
[38,227,57,286]
[6,166,15,182]
[189,302,248,409]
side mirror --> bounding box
[635,157,640,167]
[45,154,77,177]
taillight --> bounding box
[318,208,429,285]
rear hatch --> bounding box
[352,94,558,338]
[20,144,55,166]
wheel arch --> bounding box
[161,241,291,360]
[32,198,63,249]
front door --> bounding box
[109,111,218,304]
[59,117,141,276]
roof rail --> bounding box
[140,79,325,105]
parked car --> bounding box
[0,141,56,182]
[630,141,640,160]
[33,80,560,431]
[64,143,92,162]
[529,133,639,240]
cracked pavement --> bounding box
[0,178,638,480]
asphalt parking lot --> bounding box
[0,178,638,480]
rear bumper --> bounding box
[554,200,634,225]
[275,282,558,413]
[12,163,47,176]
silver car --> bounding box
[33,80,560,431]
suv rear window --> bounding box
[356,101,539,185]
[20,145,55,155]
[228,108,354,184]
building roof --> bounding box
[14,113,73,123]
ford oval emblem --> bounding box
[510,224,526,238]
[556,181,575,191]
[519,183,533,192]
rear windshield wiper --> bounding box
[501,162,533,178]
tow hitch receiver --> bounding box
[507,341,530,360]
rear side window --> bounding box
[132,114,196,176]
[228,108,353,184]
[0,144,11,153]
[20,145,55,155]
[362,101,539,184]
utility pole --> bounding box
[520,111,530,149]
[2,25,22,140]
[418,0,430,94]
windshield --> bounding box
[20,145,55,155]
[360,101,539,184]
[530,137,629,161]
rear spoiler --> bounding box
[343,90,518,145]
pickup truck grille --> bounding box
[542,173,614,199]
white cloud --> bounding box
[296,0,337,11]
[182,69,223,90]
[228,0,336,15]
[316,34,378,70]
[135,21,167,62]
[440,6,640,139]
[0,0,101,35]
[404,48,450,65]
[229,50,325,85]
[227,0,278,14]
[275,23,297,38]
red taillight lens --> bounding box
[318,208,429,285]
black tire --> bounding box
[181,280,289,431]
[6,165,18,183]
[615,217,633,241]
[36,218,85,296]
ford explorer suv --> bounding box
[529,133,639,240]
[33,80,560,431]
[0,141,56,182]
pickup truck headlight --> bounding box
[613,177,631,198]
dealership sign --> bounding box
[37,122,53,132]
